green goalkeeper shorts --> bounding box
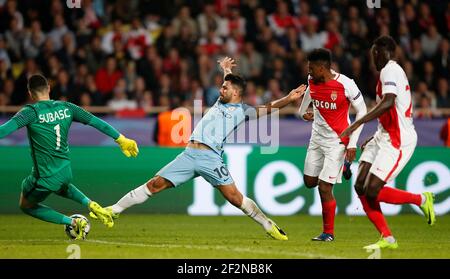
[21,165,73,203]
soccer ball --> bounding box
[64,214,91,240]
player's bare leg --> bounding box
[217,183,288,240]
[303,175,318,189]
[354,161,371,196]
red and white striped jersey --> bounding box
[299,71,366,147]
[375,60,417,149]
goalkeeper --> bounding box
[0,74,139,239]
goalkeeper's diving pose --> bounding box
[0,74,139,240]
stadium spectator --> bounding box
[300,20,324,53]
[107,78,137,111]
[237,41,263,81]
[434,39,449,78]
[11,58,38,105]
[52,70,75,102]
[0,0,447,120]
[126,18,153,60]
[154,97,191,147]
[23,20,46,59]
[95,56,123,99]
[171,6,198,38]
[0,36,12,71]
[436,78,450,108]
[4,16,24,63]
[48,14,72,51]
[268,0,295,38]
[101,19,125,55]
[85,36,105,74]
[421,25,442,58]
[440,117,450,147]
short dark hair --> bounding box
[27,74,48,95]
[224,74,246,94]
[307,48,332,68]
[373,35,397,54]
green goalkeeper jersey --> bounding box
[0,100,120,178]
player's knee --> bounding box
[304,175,318,188]
[229,196,241,207]
[318,183,332,195]
[354,181,366,196]
[365,184,380,201]
[145,180,159,194]
[19,203,34,213]
[146,176,173,194]
[19,197,33,210]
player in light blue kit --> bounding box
[91,57,306,240]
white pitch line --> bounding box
[0,239,344,259]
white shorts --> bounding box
[359,134,417,182]
[304,139,346,184]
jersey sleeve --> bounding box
[66,102,120,140]
[66,102,93,124]
[12,106,38,128]
[380,66,399,96]
[344,79,362,101]
[1,106,36,138]
[0,119,19,139]
[297,86,311,120]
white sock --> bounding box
[240,197,272,231]
[384,236,396,243]
[112,184,152,214]
[420,194,426,206]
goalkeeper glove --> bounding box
[115,134,139,157]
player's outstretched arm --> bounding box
[297,86,313,121]
[67,103,139,157]
[255,84,307,118]
[0,120,19,139]
[0,107,36,138]
[340,93,395,138]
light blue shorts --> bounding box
[157,148,234,187]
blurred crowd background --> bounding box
[0,0,449,119]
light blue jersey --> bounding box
[158,100,254,187]
[190,100,253,155]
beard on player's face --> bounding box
[219,90,232,103]
[311,71,325,83]
[308,63,326,83]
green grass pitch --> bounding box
[0,214,449,259]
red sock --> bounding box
[322,199,336,235]
[359,195,392,237]
[376,186,421,206]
